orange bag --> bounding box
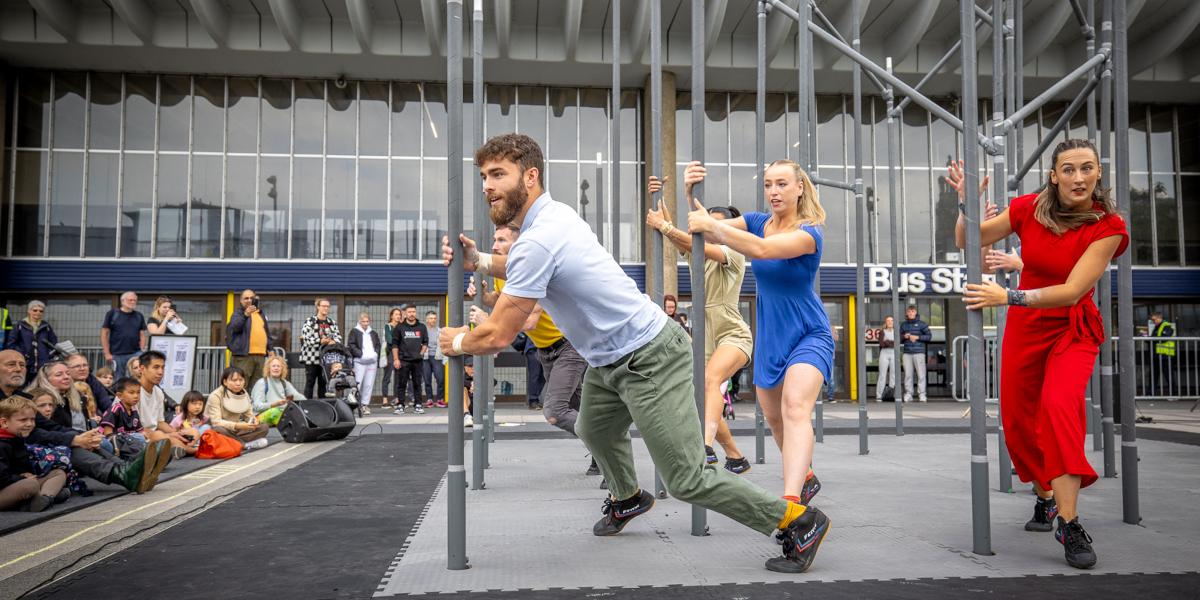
[194,430,244,460]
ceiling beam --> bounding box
[629,0,651,64]
[817,0,871,69]
[704,0,729,60]
[188,0,231,48]
[1130,1,1200,76]
[494,0,512,58]
[882,0,939,65]
[1021,1,1071,65]
[564,0,584,61]
[28,0,78,42]
[267,0,303,50]
[763,0,797,67]
[420,0,444,56]
[110,0,156,46]
[346,0,374,53]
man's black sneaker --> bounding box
[593,489,654,536]
[1025,497,1058,532]
[586,458,601,476]
[766,506,831,573]
[801,470,821,505]
[704,445,718,465]
[725,457,752,475]
[1055,516,1097,569]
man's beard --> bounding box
[490,183,528,227]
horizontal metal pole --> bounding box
[1008,75,1100,189]
[811,175,855,191]
[808,1,888,95]
[999,49,1109,134]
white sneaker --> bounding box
[919,395,927,403]
[245,438,268,451]
[463,414,474,427]
[903,395,912,403]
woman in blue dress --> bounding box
[686,159,832,506]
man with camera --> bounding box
[227,289,272,391]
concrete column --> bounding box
[0,69,8,240]
[642,70,678,297]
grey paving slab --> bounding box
[377,433,1200,596]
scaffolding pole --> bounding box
[649,0,668,501]
[1085,0,1103,453]
[885,57,903,436]
[794,0,822,444]
[689,0,709,537]
[754,0,767,465]
[444,0,467,572]
[610,0,620,263]
[1098,0,1117,479]
[991,0,1012,495]
[851,0,868,456]
[470,0,488,492]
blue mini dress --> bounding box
[744,212,834,388]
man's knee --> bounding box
[664,469,706,503]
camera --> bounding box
[250,296,260,308]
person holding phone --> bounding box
[227,289,272,391]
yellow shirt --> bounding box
[494,279,564,349]
[248,312,268,355]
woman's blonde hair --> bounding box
[1034,139,1116,235]
[765,160,826,226]
[27,363,82,413]
[152,296,172,318]
[263,355,289,381]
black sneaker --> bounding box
[801,470,821,505]
[725,456,752,475]
[593,489,654,536]
[766,506,831,573]
[1025,497,1058,532]
[586,458,601,476]
[704,445,718,465]
[1055,516,1097,569]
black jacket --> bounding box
[899,317,932,354]
[0,431,35,489]
[86,374,114,414]
[27,402,83,448]
[226,309,272,356]
[392,321,428,362]
[347,328,383,361]
[4,319,58,381]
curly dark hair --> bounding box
[474,133,545,188]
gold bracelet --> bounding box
[659,222,675,237]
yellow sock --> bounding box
[777,501,807,530]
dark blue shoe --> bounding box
[593,489,654,536]
[766,506,831,573]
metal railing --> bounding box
[950,336,1200,403]
[75,345,232,395]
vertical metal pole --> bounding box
[754,0,767,464]
[649,0,668,501]
[1098,0,1117,479]
[1085,0,1103,453]
[799,0,822,445]
[885,58,903,436]
[471,0,488,491]
[991,0,1012,494]
[445,0,468,572]
[1112,0,1140,525]
[852,0,868,456]
[690,0,709,537]
[960,0,993,556]
[611,0,621,261]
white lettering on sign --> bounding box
[865,266,997,294]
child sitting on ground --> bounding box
[100,378,148,458]
[0,396,68,512]
[95,367,115,394]
[169,391,211,450]
[25,387,90,498]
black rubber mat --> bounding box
[24,433,446,600]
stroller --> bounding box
[319,344,363,415]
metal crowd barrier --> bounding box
[76,345,230,394]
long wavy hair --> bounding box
[27,362,82,414]
[1034,139,1117,235]
[765,160,826,226]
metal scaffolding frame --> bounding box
[442,0,1140,566]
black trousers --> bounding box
[395,359,425,406]
[304,364,327,399]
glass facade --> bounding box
[4,72,642,263]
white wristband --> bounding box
[451,332,467,356]
[476,252,493,276]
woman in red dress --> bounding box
[950,139,1128,570]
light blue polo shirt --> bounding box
[502,193,668,367]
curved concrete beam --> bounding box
[28,0,77,42]
[267,0,302,50]
[629,0,651,64]
[882,0,939,64]
[420,0,444,56]
[494,0,511,58]
[817,0,871,69]
[188,0,230,48]
[111,0,156,46]
[1129,1,1200,75]
[564,0,584,61]
[763,0,797,67]
[346,0,374,53]
[1022,1,1071,65]
[704,0,729,59]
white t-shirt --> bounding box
[357,326,378,362]
[139,385,166,429]
[503,193,667,367]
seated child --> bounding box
[169,391,211,450]
[0,396,68,512]
[25,387,89,497]
[100,377,148,458]
[95,366,115,394]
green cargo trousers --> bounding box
[576,320,787,535]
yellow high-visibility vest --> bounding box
[1153,321,1176,357]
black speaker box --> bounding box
[277,398,356,443]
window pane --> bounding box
[12,151,48,256]
[1129,107,1148,172]
[156,155,187,257]
[931,101,957,169]
[17,71,51,147]
[84,153,118,256]
[1183,176,1200,264]
[729,94,755,165]
[227,77,258,154]
[422,159,446,260]
[730,165,757,215]
[547,162,578,215]
[618,162,640,263]
[124,74,156,151]
[1150,106,1174,174]
[1153,177,1180,265]
[704,92,728,164]
[487,85,516,139]
[423,83,447,157]
[293,157,321,257]
[89,73,122,150]
[517,86,547,151]
[325,158,354,259]
[190,155,222,258]
[259,157,290,258]
[224,156,256,258]
[359,82,388,156]
[359,159,387,259]
[548,88,577,160]
[579,88,608,161]
[193,77,225,153]
[620,90,638,161]
[1130,173,1152,265]
[159,76,190,152]
[261,79,292,154]
[1180,107,1199,173]
[392,83,421,157]
[327,81,356,156]
[906,169,933,263]
[816,96,844,169]
[48,151,83,256]
[391,159,420,259]
[294,80,324,155]
[903,107,929,167]
[53,72,87,149]
[121,154,153,257]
